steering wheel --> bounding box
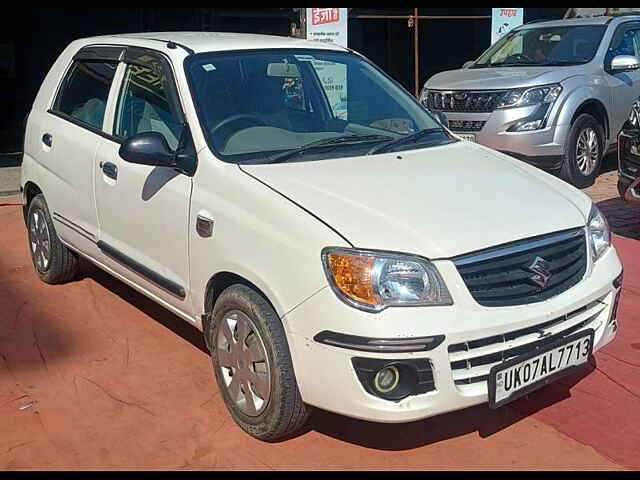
[504,53,537,64]
[210,114,267,138]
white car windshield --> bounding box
[185,49,451,164]
[473,25,606,68]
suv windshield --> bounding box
[186,49,452,164]
[473,25,606,68]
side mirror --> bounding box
[610,55,640,73]
[462,61,475,69]
[119,132,178,168]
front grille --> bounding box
[619,131,640,179]
[448,120,486,132]
[448,296,606,388]
[453,229,588,308]
[621,152,640,178]
[424,90,508,113]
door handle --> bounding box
[42,133,52,147]
[102,162,118,181]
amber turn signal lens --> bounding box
[326,252,380,307]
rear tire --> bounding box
[559,114,605,189]
[26,194,80,284]
[207,284,310,441]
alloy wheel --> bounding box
[575,127,599,176]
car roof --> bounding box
[518,15,640,30]
[81,31,349,54]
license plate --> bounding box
[457,134,476,142]
[488,329,594,409]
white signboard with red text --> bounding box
[306,8,348,48]
[306,8,349,119]
[492,8,524,45]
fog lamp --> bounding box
[374,366,400,393]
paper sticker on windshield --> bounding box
[202,64,217,72]
[294,55,316,62]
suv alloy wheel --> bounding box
[560,114,605,188]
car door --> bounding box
[44,50,120,257]
[605,23,640,138]
[94,48,194,316]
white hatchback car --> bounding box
[21,32,623,441]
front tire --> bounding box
[559,114,605,188]
[207,284,310,441]
[26,194,80,284]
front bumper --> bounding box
[435,105,570,169]
[284,246,622,423]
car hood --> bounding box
[241,142,591,259]
[425,66,579,90]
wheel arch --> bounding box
[570,99,610,141]
[22,181,43,224]
[202,271,285,350]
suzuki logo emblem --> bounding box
[527,256,551,289]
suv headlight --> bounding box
[419,86,429,106]
[497,84,562,109]
[499,84,563,132]
[321,248,453,313]
[587,205,611,262]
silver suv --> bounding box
[421,15,640,188]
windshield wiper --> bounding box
[265,134,393,164]
[368,128,447,155]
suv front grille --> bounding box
[424,90,508,113]
[448,296,606,388]
[453,229,588,308]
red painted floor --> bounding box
[0,200,638,470]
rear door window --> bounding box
[53,60,118,130]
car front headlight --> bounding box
[497,84,562,109]
[587,205,611,262]
[321,248,453,313]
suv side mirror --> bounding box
[119,132,177,168]
[462,61,475,69]
[610,55,640,73]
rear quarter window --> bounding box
[53,60,118,130]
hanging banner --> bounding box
[492,8,524,45]
[306,8,348,48]
[306,8,349,119]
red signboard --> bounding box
[311,8,340,26]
